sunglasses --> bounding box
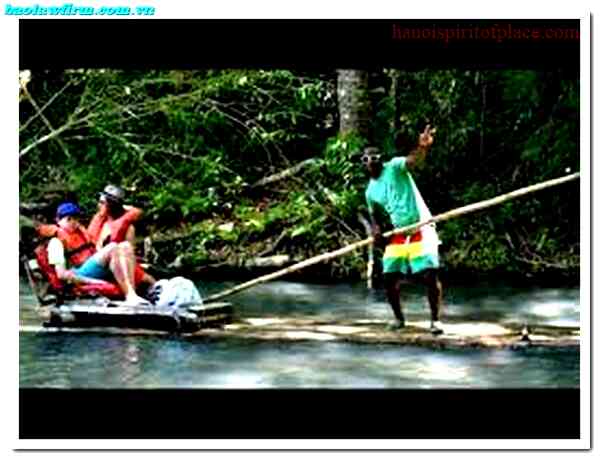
[361,153,382,164]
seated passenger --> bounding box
[87,184,156,289]
[46,202,149,305]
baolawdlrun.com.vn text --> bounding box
[5,3,155,16]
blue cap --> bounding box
[56,202,81,219]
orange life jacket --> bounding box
[33,240,124,299]
[34,224,124,299]
[37,223,96,268]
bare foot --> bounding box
[123,294,151,307]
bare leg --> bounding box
[384,274,405,327]
[421,269,443,333]
[92,242,118,264]
[94,242,148,304]
[110,242,149,305]
[142,272,156,286]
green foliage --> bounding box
[19,68,579,278]
[323,131,368,190]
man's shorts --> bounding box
[73,256,112,280]
[383,226,440,275]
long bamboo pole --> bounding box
[203,172,580,303]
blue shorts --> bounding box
[73,257,112,281]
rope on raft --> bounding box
[203,172,580,303]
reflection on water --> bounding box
[19,279,580,388]
[19,335,579,388]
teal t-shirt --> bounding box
[365,157,420,228]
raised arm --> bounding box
[111,205,142,242]
[123,205,142,220]
[406,124,436,171]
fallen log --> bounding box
[245,255,292,268]
[251,158,321,188]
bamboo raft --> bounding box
[20,315,579,350]
[21,253,233,333]
[35,300,233,333]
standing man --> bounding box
[363,125,444,334]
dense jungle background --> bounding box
[19,69,580,283]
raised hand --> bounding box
[418,124,436,149]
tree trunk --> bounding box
[336,70,372,139]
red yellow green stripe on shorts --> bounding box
[383,230,439,275]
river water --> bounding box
[19,279,580,388]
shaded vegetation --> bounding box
[19,69,580,280]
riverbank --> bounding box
[19,217,579,292]
[139,212,580,288]
[145,260,580,289]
